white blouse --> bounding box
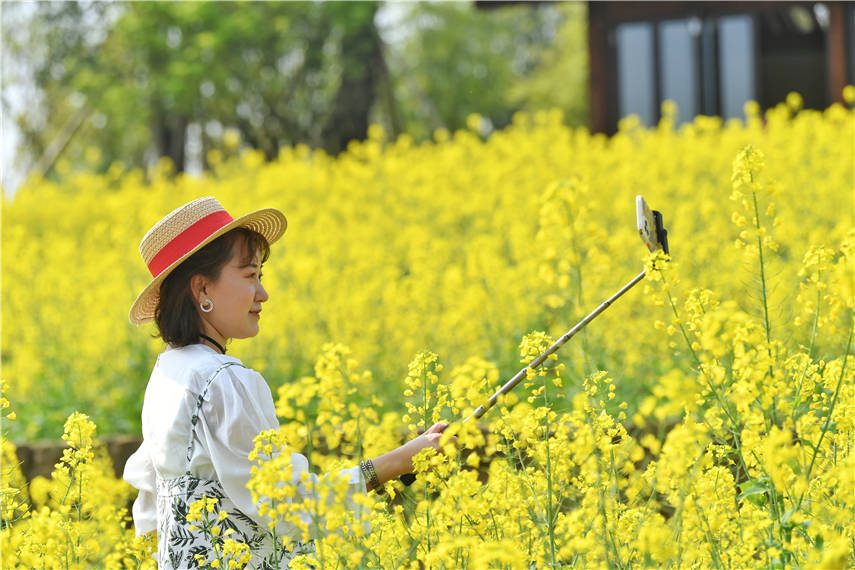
[123,343,365,537]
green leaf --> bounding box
[737,478,769,506]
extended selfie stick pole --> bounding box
[398,271,647,487]
[463,269,646,423]
[398,197,669,486]
[465,203,668,423]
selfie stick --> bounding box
[399,196,669,486]
[463,269,646,422]
[465,198,669,422]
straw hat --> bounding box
[129,196,287,325]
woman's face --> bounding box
[196,236,268,344]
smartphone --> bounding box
[636,195,669,254]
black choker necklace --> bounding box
[200,334,226,354]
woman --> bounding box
[123,197,450,568]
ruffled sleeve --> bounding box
[199,366,367,537]
[122,439,158,536]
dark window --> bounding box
[608,3,838,130]
[718,15,756,120]
[616,22,656,126]
[659,19,699,123]
[756,5,828,109]
[848,3,855,86]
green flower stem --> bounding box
[693,502,724,570]
[587,410,621,568]
[751,190,773,348]
[658,269,753,495]
[790,282,823,426]
[750,190,777,429]
[804,314,853,483]
[542,384,557,567]
[422,367,430,433]
[661,279,739,430]
[270,500,279,570]
[791,312,853,514]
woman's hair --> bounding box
[155,227,271,347]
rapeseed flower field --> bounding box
[2,93,854,567]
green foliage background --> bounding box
[2,1,588,182]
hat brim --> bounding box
[129,207,287,325]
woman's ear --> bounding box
[190,274,208,302]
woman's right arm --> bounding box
[368,422,453,491]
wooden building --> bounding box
[588,1,855,133]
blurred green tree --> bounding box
[3,2,387,174]
[509,2,588,126]
[385,2,587,139]
[2,1,587,179]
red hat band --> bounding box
[146,210,234,278]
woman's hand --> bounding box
[397,422,456,472]
[368,423,457,490]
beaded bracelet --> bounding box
[360,459,379,491]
